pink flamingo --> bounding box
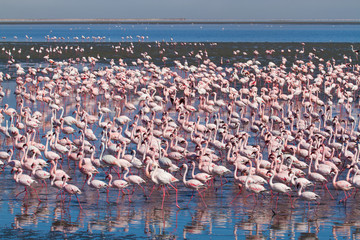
[62,176,83,210]
[43,135,61,161]
[87,172,108,199]
[269,170,293,209]
[48,159,71,184]
[14,168,41,202]
[307,155,333,199]
[123,166,146,197]
[147,162,180,209]
[3,104,17,116]
[296,182,320,207]
[191,161,212,183]
[244,168,267,202]
[332,169,353,203]
[182,163,207,207]
[106,173,130,203]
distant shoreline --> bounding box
[1,18,360,24]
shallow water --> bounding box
[0,23,360,42]
[0,40,360,240]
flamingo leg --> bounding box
[43,181,48,200]
[339,190,350,203]
[29,185,41,202]
[24,188,28,200]
[62,192,69,205]
[139,184,147,197]
[286,193,293,208]
[15,188,26,198]
[106,188,110,204]
[81,176,88,190]
[186,191,195,207]
[113,167,121,178]
[148,185,156,197]
[116,189,122,203]
[197,190,207,207]
[75,194,83,210]
[230,187,242,204]
[323,183,334,199]
[55,190,62,199]
[68,195,73,208]
[353,189,358,198]
[169,183,180,209]
[221,176,229,185]
[161,185,166,210]
[127,189,132,203]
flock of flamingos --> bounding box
[0,42,359,212]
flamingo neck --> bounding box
[297,184,303,196]
[269,172,275,188]
[124,167,129,180]
[182,165,188,184]
[233,164,239,181]
[191,162,196,178]
[87,173,93,185]
[108,174,113,187]
[145,162,153,179]
[332,170,339,186]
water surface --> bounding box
[0,36,359,239]
[1,23,360,42]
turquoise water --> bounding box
[0,23,360,42]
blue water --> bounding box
[0,57,356,240]
[0,24,359,240]
[0,23,360,42]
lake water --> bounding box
[0,23,360,42]
[0,24,359,239]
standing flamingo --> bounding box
[87,172,108,200]
[269,170,293,209]
[244,168,267,202]
[14,168,41,202]
[106,173,130,203]
[182,163,207,207]
[123,166,146,197]
[147,162,180,209]
[332,169,353,203]
[296,182,320,207]
[62,176,83,210]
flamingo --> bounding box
[244,168,267,201]
[210,162,231,185]
[14,168,41,202]
[332,169,353,203]
[105,173,130,203]
[191,161,212,183]
[3,104,17,116]
[31,163,51,185]
[87,172,108,199]
[48,159,71,184]
[123,166,146,197]
[182,163,207,207]
[147,162,180,209]
[62,176,83,210]
[43,135,61,161]
[269,170,293,209]
[296,182,320,206]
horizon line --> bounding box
[1,18,360,24]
